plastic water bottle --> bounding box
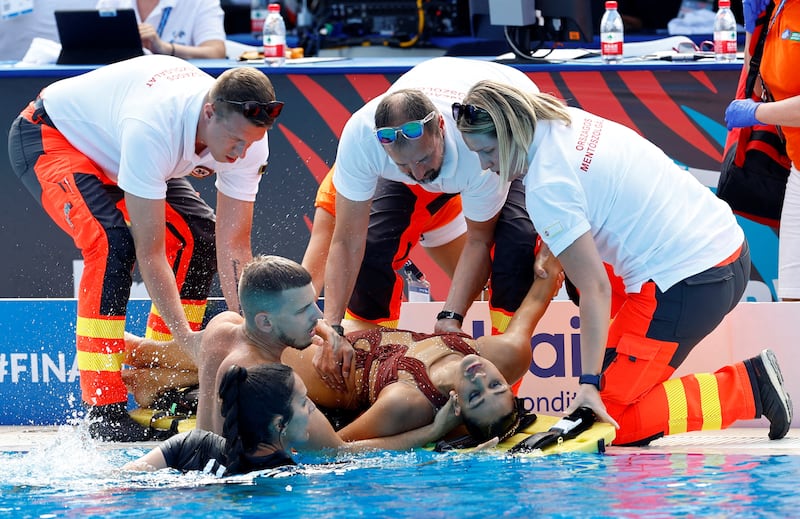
[403,260,431,302]
[250,0,268,39]
[262,3,286,66]
[600,0,624,64]
[714,0,738,62]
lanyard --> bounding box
[768,0,787,33]
[156,6,172,39]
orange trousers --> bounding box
[343,178,537,334]
[9,101,215,406]
[601,242,756,445]
[316,171,463,327]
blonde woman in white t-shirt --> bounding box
[454,80,792,446]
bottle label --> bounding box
[263,35,285,58]
[600,33,623,57]
[251,9,267,34]
[714,31,737,54]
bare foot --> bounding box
[123,367,199,408]
[123,333,196,370]
[123,367,158,408]
[123,332,148,366]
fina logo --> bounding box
[191,166,215,178]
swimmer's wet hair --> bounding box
[460,397,536,445]
[220,363,295,474]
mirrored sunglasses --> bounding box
[375,110,436,144]
[451,102,487,124]
[216,98,284,121]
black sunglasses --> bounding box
[451,102,487,124]
[216,98,284,121]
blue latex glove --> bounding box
[743,0,772,33]
[725,99,764,130]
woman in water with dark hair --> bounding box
[124,362,457,475]
[123,363,309,475]
[451,80,792,445]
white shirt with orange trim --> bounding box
[41,55,268,202]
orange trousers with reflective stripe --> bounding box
[9,102,215,406]
[344,178,537,334]
[600,242,755,445]
[317,170,464,327]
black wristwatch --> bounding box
[331,324,345,337]
[436,310,464,324]
[578,373,604,391]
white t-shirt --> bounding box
[523,107,744,293]
[332,57,540,223]
[41,55,268,202]
[95,0,225,46]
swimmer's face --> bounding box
[454,354,515,429]
[284,374,315,445]
[382,114,445,184]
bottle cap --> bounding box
[605,1,618,8]
[268,3,280,12]
[719,0,730,6]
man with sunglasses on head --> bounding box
[8,55,283,442]
[316,57,542,380]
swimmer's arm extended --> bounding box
[302,393,459,453]
[476,253,563,383]
[337,393,459,453]
[503,251,564,340]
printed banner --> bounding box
[1,298,792,428]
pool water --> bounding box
[1,426,798,518]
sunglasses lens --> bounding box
[452,104,483,124]
[400,121,424,139]
[266,101,284,118]
[452,103,463,121]
[376,128,397,143]
[242,102,262,118]
[219,99,283,121]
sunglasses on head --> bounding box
[375,110,436,144]
[216,98,284,121]
[451,102,486,124]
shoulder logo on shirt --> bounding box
[191,166,215,178]
[781,28,800,42]
[542,222,564,239]
[257,163,268,175]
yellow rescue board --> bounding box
[129,408,196,434]
[132,409,614,455]
[426,414,616,456]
